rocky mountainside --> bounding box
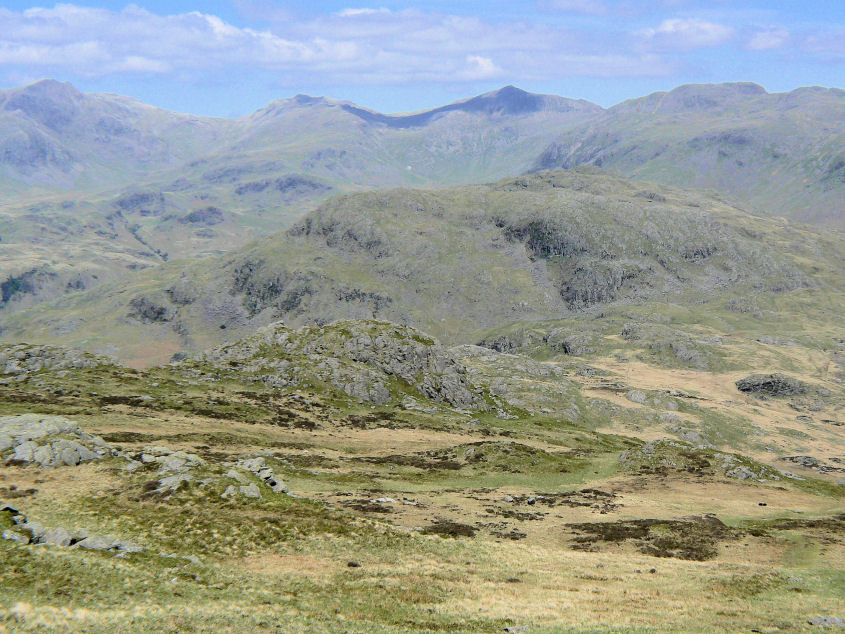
[0,83,600,314]
[0,79,231,192]
[3,168,841,366]
[534,82,845,226]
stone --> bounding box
[75,535,118,551]
[13,441,37,462]
[158,474,192,492]
[240,484,261,499]
[221,485,239,499]
[269,479,288,493]
[0,435,13,452]
[159,455,187,473]
[41,527,73,547]
[736,374,808,396]
[626,390,648,404]
[808,617,845,627]
[2,529,30,545]
[125,459,142,473]
[225,469,250,484]
[725,466,759,481]
[33,444,55,466]
[60,447,81,466]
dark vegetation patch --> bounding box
[1,267,57,308]
[0,487,38,499]
[234,175,331,200]
[179,206,225,225]
[353,441,583,475]
[567,515,740,561]
[422,521,477,538]
[343,499,394,514]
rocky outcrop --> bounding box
[190,320,487,409]
[0,344,108,380]
[736,374,809,397]
[0,414,116,467]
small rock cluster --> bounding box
[2,506,142,552]
[1,414,115,467]
[221,456,287,500]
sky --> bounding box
[0,1,844,117]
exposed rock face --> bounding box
[736,374,809,396]
[189,320,487,409]
[0,414,115,467]
[0,344,108,379]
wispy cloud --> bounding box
[747,26,789,51]
[640,18,735,50]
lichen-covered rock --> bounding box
[0,414,115,467]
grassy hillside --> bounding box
[2,168,843,369]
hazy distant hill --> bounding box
[534,82,845,226]
[5,168,841,366]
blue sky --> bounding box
[1,1,844,116]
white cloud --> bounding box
[0,4,678,85]
[640,18,735,50]
[747,27,789,51]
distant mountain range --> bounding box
[1,79,844,321]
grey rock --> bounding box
[13,441,37,462]
[725,466,759,481]
[225,469,250,484]
[75,535,118,551]
[736,373,808,396]
[240,484,262,499]
[2,529,30,545]
[221,485,239,499]
[125,459,143,473]
[808,617,844,627]
[626,390,648,404]
[41,527,73,547]
[33,444,55,466]
[0,435,13,452]
[60,447,81,466]
[157,474,192,492]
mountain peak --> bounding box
[8,79,83,101]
